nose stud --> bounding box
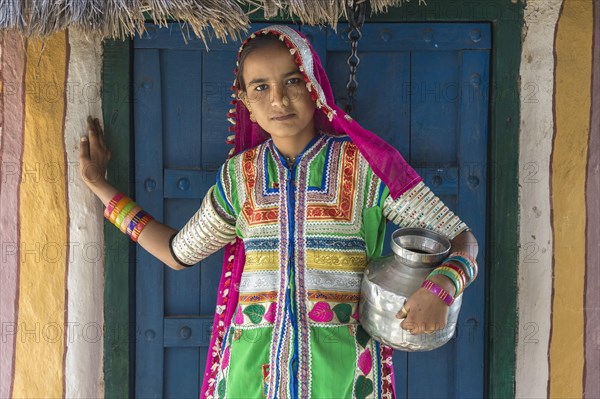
[282,95,290,107]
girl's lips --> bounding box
[271,114,294,121]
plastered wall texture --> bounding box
[517,0,599,398]
[0,28,105,398]
[516,1,559,395]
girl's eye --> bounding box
[286,78,301,85]
[255,84,268,92]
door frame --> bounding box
[102,1,523,397]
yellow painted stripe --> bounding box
[13,32,68,398]
[550,1,593,397]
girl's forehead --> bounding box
[243,45,299,75]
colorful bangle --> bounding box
[440,262,468,290]
[127,210,148,236]
[428,267,463,297]
[447,253,478,282]
[456,255,476,280]
[451,251,476,265]
[421,279,454,306]
[444,255,468,276]
[459,253,479,281]
[132,213,153,238]
[104,192,125,219]
[109,197,132,224]
[115,201,137,229]
[120,205,142,233]
[131,214,154,242]
[103,191,156,243]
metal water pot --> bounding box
[359,227,462,351]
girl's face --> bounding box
[240,42,316,143]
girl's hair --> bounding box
[237,34,288,91]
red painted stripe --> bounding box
[584,2,600,397]
[0,32,27,399]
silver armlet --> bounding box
[170,186,236,267]
[382,182,469,240]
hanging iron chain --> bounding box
[344,0,366,115]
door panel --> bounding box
[134,48,165,398]
[134,22,489,398]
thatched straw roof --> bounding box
[0,0,426,44]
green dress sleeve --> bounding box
[361,173,390,260]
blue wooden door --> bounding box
[134,22,489,398]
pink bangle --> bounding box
[421,279,454,306]
[104,192,125,219]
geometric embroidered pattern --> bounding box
[209,133,470,398]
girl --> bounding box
[80,25,478,399]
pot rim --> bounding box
[390,228,451,262]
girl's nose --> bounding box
[270,83,287,107]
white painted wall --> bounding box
[64,27,105,398]
[516,1,562,397]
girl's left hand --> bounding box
[395,286,450,335]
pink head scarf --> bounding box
[200,25,421,399]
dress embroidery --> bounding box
[206,134,469,398]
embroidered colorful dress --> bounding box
[168,25,470,399]
[171,132,469,398]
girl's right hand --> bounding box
[79,115,111,188]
